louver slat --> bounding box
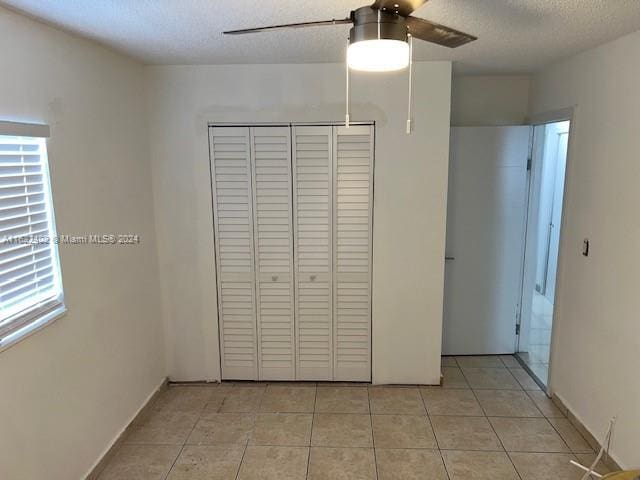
[333,125,373,382]
[293,126,333,381]
[210,127,258,380]
[251,127,295,380]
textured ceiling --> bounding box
[3,0,640,73]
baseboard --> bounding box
[551,393,623,471]
[84,377,168,480]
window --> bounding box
[0,122,64,349]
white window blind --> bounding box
[0,134,64,347]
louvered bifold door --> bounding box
[250,127,295,380]
[333,125,373,382]
[210,127,258,380]
[292,126,333,381]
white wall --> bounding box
[451,75,530,126]
[530,29,640,468]
[147,62,452,385]
[0,7,165,480]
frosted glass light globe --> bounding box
[347,39,410,72]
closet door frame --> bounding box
[209,122,374,382]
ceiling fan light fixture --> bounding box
[347,38,409,72]
[223,1,477,132]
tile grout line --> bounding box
[122,441,587,455]
[305,385,318,480]
[233,442,249,480]
[162,445,185,480]
[507,366,544,392]
[233,386,257,480]
[162,391,211,480]
[524,389,568,420]
[478,362,582,476]
[535,414,573,453]
[310,446,382,450]
[472,388,545,418]
[437,444,453,480]
[368,386,380,480]
[545,415,590,455]
[420,384,453,480]
[421,379,454,480]
[458,360,526,480]
[419,388,439,449]
[432,364,452,480]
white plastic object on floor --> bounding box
[570,417,616,480]
[570,461,603,478]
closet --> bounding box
[209,124,373,382]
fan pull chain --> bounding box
[345,37,350,128]
[406,33,413,135]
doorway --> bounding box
[517,120,571,387]
[443,126,530,355]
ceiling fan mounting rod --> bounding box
[406,33,413,135]
[345,37,351,128]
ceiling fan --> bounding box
[224,0,476,133]
[224,0,477,72]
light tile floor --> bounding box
[98,356,607,480]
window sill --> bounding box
[0,305,67,354]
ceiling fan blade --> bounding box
[224,18,352,35]
[371,0,429,16]
[405,16,477,47]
